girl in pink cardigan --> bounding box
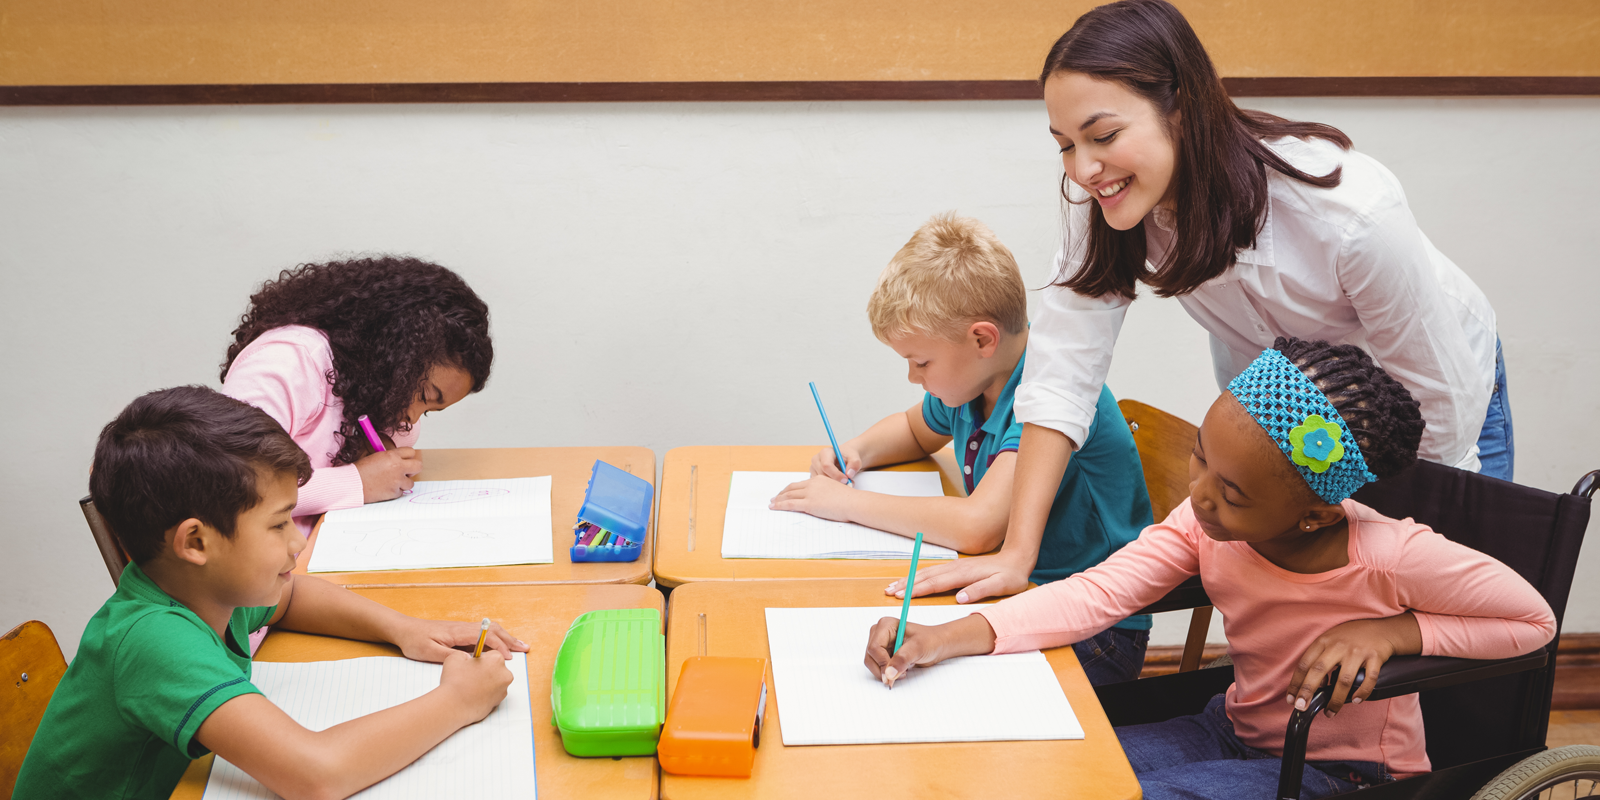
[865,338,1554,799]
[220,256,494,537]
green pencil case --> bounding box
[550,608,665,757]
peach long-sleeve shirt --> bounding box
[977,498,1555,776]
[221,325,420,534]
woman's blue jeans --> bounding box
[1476,338,1515,482]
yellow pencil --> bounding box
[472,618,491,658]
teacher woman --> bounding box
[905,0,1511,604]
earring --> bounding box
[1302,522,1313,531]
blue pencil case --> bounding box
[571,460,652,563]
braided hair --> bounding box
[1273,337,1424,479]
[221,256,493,467]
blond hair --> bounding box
[867,212,1028,343]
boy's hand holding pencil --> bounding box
[393,617,528,663]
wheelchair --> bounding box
[1097,460,1600,799]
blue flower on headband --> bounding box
[1289,415,1345,474]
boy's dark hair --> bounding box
[220,255,493,467]
[1274,337,1426,479]
[90,386,312,565]
[1042,0,1353,300]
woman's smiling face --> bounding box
[1045,70,1179,231]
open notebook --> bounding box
[204,653,536,798]
[307,477,554,572]
[764,606,1083,746]
[721,471,959,560]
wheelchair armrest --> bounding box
[1274,649,1548,798]
[1364,650,1548,702]
[1134,575,1211,615]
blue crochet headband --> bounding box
[1227,349,1378,504]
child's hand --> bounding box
[769,476,857,522]
[438,650,514,724]
[864,613,997,687]
[811,446,862,483]
[1286,612,1422,717]
[395,618,528,663]
[886,552,1032,604]
[356,447,422,502]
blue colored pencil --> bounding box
[808,381,853,486]
[893,532,924,655]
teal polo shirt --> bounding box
[922,353,1153,630]
[15,561,276,799]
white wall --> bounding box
[2,97,1595,659]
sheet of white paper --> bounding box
[721,472,958,560]
[307,477,554,572]
[204,653,536,799]
[764,606,1083,746]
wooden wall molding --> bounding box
[3,76,1598,106]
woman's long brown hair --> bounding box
[1044,0,1352,300]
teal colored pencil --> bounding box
[808,381,853,487]
[893,532,925,655]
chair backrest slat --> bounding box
[1,620,68,799]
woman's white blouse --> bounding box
[1017,136,1497,471]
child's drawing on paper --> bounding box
[409,488,512,505]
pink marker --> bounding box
[357,415,386,453]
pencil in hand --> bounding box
[472,617,491,658]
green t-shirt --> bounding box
[14,561,276,800]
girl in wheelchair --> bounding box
[864,338,1555,799]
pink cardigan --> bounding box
[221,325,421,535]
[977,498,1555,777]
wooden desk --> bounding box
[660,579,1139,800]
[653,446,967,589]
[171,583,663,800]
[296,447,656,587]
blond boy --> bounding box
[770,213,1154,685]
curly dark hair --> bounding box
[221,256,493,467]
[1274,337,1425,479]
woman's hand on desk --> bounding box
[864,613,997,688]
[769,475,858,522]
[393,617,528,663]
[886,551,1032,604]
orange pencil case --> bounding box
[658,656,768,778]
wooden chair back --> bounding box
[1117,400,1211,673]
[1117,399,1199,522]
[1,621,68,799]
[80,496,128,586]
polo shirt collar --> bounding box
[117,561,184,609]
[967,352,1027,435]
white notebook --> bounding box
[721,471,958,560]
[764,606,1083,746]
[307,477,554,572]
[204,653,536,799]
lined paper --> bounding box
[764,606,1082,745]
[308,477,554,572]
[204,653,535,798]
[721,472,958,560]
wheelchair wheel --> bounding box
[1468,744,1600,800]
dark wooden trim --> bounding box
[3,76,1598,106]
[1138,633,1600,709]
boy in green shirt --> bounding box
[770,213,1152,685]
[16,386,528,800]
